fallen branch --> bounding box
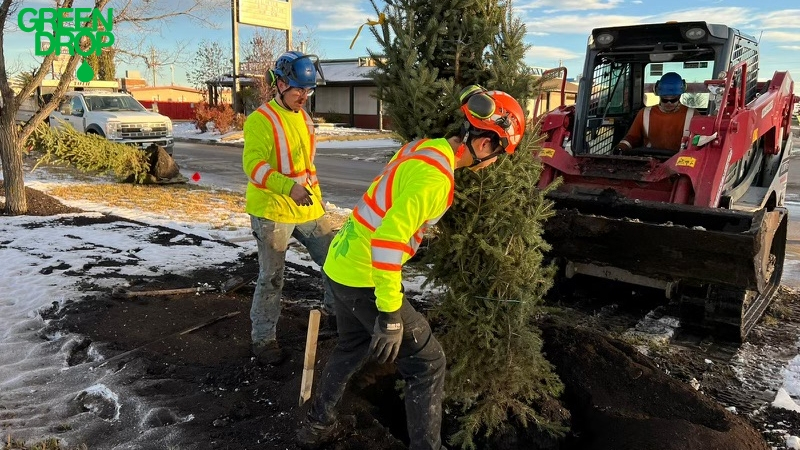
[94,311,241,368]
[112,285,217,298]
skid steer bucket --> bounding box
[544,192,788,340]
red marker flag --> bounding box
[191,172,201,182]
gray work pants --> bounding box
[250,215,334,344]
[308,278,447,450]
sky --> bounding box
[4,0,800,92]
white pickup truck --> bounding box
[50,91,174,155]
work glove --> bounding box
[369,311,403,364]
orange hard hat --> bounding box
[459,85,525,154]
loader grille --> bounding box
[731,35,759,103]
[584,61,629,156]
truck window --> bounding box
[70,96,84,115]
[85,95,147,112]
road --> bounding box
[171,140,395,208]
[173,136,800,286]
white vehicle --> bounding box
[50,91,174,155]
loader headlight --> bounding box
[596,33,615,45]
[106,121,121,139]
[684,27,706,40]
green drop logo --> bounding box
[77,60,95,82]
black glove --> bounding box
[369,311,403,364]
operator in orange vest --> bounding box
[242,51,335,366]
[615,72,697,154]
[296,86,526,450]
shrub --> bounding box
[193,102,240,133]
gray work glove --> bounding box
[369,311,403,364]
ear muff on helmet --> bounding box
[267,69,278,87]
[654,72,687,97]
[458,84,525,155]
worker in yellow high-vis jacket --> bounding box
[296,86,527,450]
[243,51,335,366]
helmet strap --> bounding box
[274,82,295,111]
[465,131,505,167]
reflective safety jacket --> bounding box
[323,138,455,313]
[619,104,696,152]
[243,99,324,223]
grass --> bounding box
[2,436,86,450]
[46,183,248,229]
[41,181,350,231]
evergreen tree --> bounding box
[370,1,569,448]
[87,48,116,81]
[426,6,569,448]
[367,0,501,141]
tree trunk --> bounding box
[0,110,26,215]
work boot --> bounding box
[251,340,286,366]
[296,415,356,449]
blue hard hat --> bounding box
[273,51,317,89]
[655,72,686,97]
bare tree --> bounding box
[0,0,226,215]
[237,27,323,110]
[240,29,285,107]
[188,40,229,95]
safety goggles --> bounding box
[660,97,680,104]
[291,87,315,97]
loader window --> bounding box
[643,62,714,111]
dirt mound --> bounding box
[540,318,768,450]
[0,181,83,216]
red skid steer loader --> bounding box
[535,21,800,340]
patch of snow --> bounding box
[773,388,800,413]
[78,384,122,421]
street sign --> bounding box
[238,0,291,31]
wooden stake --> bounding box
[299,309,322,406]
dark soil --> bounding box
[8,185,795,450]
[0,181,83,216]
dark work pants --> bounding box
[308,278,446,450]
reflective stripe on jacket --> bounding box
[243,99,324,223]
[323,138,456,313]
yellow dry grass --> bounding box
[44,182,350,231]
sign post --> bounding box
[231,0,240,113]
[232,0,293,113]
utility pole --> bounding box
[151,47,158,86]
[231,0,240,113]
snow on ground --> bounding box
[172,121,399,149]
[0,166,363,446]
[4,139,800,447]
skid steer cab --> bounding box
[535,21,800,341]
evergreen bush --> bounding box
[27,123,151,183]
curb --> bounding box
[174,137,244,148]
